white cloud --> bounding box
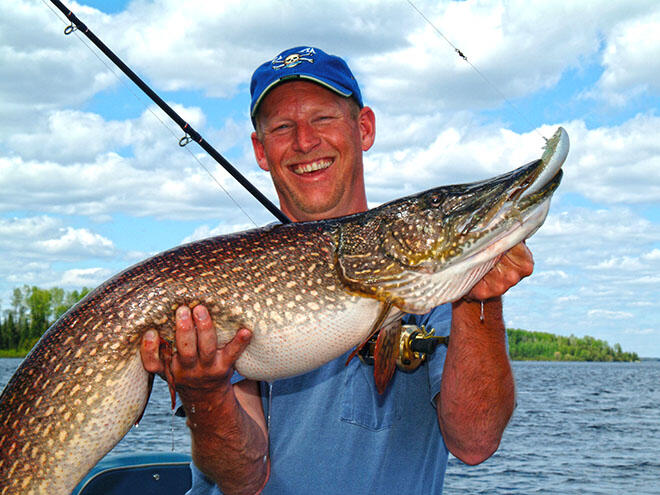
[0,216,117,261]
[365,123,555,204]
[181,222,256,244]
[5,0,657,130]
[526,270,570,284]
[587,256,645,271]
[7,110,130,163]
[366,113,660,210]
[59,267,112,288]
[0,106,271,222]
[643,249,660,261]
[587,309,634,319]
[560,116,660,205]
[35,227,115,257]
[596,7,660,104]
[536,206,659,249]
[629,301,654,308]
[0,215,118,306]
[0,1,116,131]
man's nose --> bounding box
[292,122,321,152]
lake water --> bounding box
[2,359,659,493]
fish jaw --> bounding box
[520,127,569,199]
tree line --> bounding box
[0,285,90,356]
[507,328,639,362]
[0,286,641,362]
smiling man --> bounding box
[142,46,528,494]
[250,78,372,221]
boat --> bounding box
[72,452,192,495]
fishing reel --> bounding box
[358,323,449,372]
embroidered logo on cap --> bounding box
[271,47,316,70]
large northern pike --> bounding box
[0,128,568,494]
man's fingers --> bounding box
[175,306,198,367]
[140,329,164,374]
[193,305,218,366]
[464,242,535,301]
[160,304,253,388]
[221,328,252,367]
[503,242,534,275]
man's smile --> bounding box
[291,158,334,175]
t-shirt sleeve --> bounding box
[187,461,222,495]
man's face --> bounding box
[251,81,375,222]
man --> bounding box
[141,46,530,494]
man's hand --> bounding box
[464,241,534,301]
[140,306,269,494]
[141,305,252,398]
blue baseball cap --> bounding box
[250,46,363,119]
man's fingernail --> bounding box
[144,330,157,343]
[194,306,208,320]
[177,306,190,319]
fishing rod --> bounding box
[47,0,291,225]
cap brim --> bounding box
[251,74,354,117]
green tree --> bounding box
[507,328,639,362]
[0,286,91,355]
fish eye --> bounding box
[429,194,442,207]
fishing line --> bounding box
[405,0,548,143]
[41,0,290,226]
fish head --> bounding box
[335,127,568,309]
[401,127,566,269]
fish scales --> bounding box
[0,223,386,494]
[0,127,569,494]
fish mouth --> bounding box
[519,127,569,199]
[450,127,569,265]
[502,127,568,216]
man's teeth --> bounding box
[293,160,332,175]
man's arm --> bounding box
[437,242,533,465]
[141,305,269,495]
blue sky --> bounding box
[1,0,658,356]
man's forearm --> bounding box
[438,297,515,465]
[184,383,269,495]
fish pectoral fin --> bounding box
[345,300,394,366]
[135,372,155,426]
[373,318,402,395]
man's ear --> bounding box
[251,131,270,171]
[358,106,376,152]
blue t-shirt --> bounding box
[188,304,452,494]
